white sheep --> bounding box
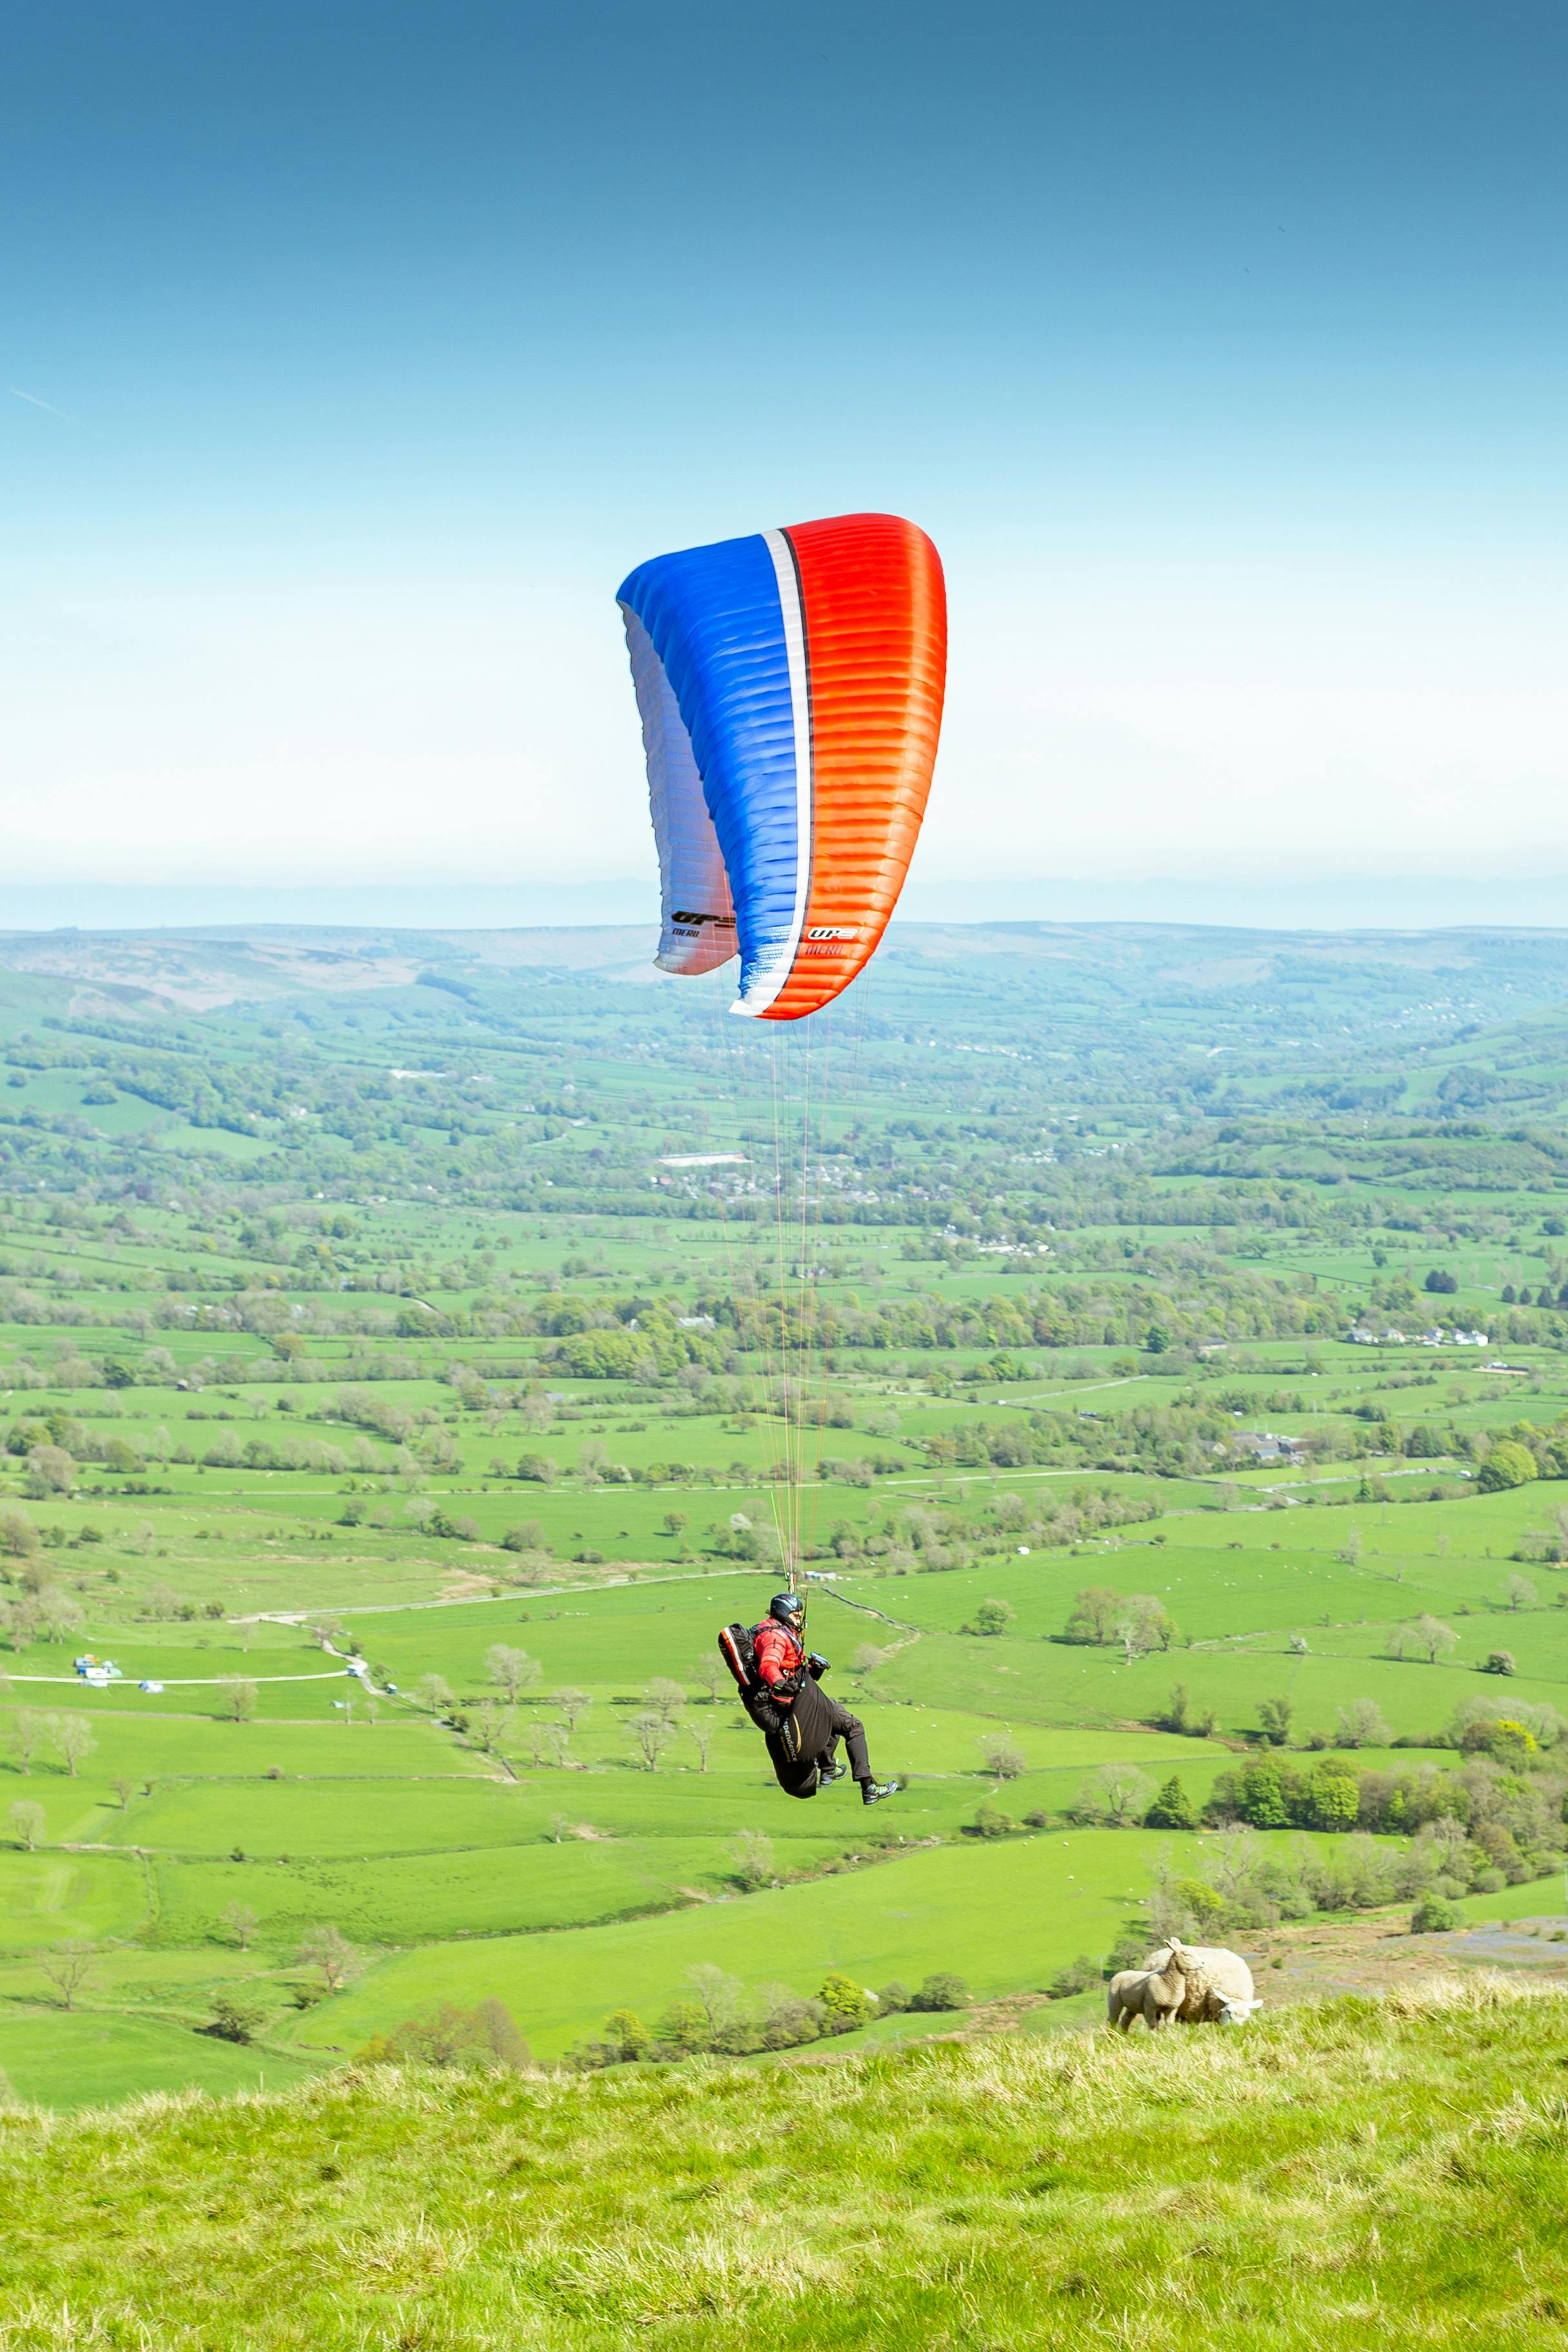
[1104,1966,1182,2032]
[1142,1937,1259,2024]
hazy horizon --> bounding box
[7,874,1568,939]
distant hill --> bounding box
[0,1976,1558,2347]
[0,921,665,1015]
[5,917,1568,1197]
[6,912,1568,1025]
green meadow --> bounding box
[1,921,1568,2102]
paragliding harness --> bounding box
[718,1618,805,1747]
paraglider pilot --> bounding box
[735,1592,899,1805]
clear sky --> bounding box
[5,1,1565,919]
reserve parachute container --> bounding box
[616,512,945,1020]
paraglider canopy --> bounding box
[618,512,945,1020]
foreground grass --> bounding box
[1,1977,1566,2347]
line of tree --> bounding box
[565,1964,971,2070]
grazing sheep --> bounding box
[1142,1937,1257,2024]
[1173,1980,1262,2025]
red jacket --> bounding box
[753,1620,805,1693]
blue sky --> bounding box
[5,1,1565,919]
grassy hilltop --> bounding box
[1,922,1568,2102]
[0,1975,1563,2349]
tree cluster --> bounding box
[566,1966,970,2069]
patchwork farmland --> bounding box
[1,919,1567,2101]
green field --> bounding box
[1,921,1567,2102]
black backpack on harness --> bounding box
[718,1621,760,1693]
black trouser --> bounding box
[747,1678,874,1797]
[816,1694,871,1783]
